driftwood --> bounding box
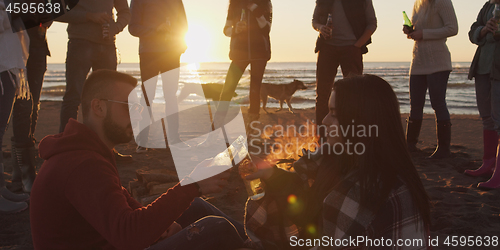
[135,169,179,184]
[129,169,180,204]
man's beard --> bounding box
[103,113,133,144]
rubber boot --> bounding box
[406,118,422,152]
[0,163,29,202]
[465,130,498,177]
[427,120,452,159]
[478,139,500,190]
[10,138,21,186]
[15,146,37,193]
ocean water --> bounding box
[41,61,477,115]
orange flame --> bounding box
[262,119,318,171]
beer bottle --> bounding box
[240,9,246,22]
[493,4,500,39]
[403,11,413,33]
[102,22,110,40]
[324,13,333,39]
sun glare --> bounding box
[181,23,214,63]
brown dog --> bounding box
[260,80,307,114]
[178,83,237,102]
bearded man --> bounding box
[30,70,248,249]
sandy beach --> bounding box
[1,101,499,249]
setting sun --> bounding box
[181,23,215,63]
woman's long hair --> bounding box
[312,74,431,228]
[413,0,435,27]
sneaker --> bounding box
[136,146,148,153]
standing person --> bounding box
[0,0,30,213]
[10,13,52,193]
[465,0,500,189]
[56,0,132,161]
[312,0,377,142]
[403,0,458,159]
[128,0,189,153]
[212,0,272,136]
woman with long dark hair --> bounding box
[246,75,431,249]
[212,0,272,135]
[403,0,458,159]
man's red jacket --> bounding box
[30,119,199,249]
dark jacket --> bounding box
[226,0,272,61]
[129,0,187,54]
[468,1,500,81]
[313,0,371,54]
[31,119,199,249]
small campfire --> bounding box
[260,119,318,171]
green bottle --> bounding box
[403,11,413,32]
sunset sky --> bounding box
[45,0,486,64]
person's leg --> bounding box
[466,74,498,176]
[28,51,47,142]
[490,79,500,135]
[11,54,42,192]
[220,61,249,102]
[427,71,451,122]
[475,74,495,130]
[12,50,47,147]
[248,60,267,115]
[136,53,161,149]
[212,61,249,129]
[175,198,246,239]
[0,71,29,205]
[316,45,340,141]
[406,74,427,152]
[60,39,93,132]
[91,43,118,71]
[0,71,17,163]
[11,95,33,146]
[427,71,451,159]
[148,216,245,250]
[478,78,500,189]
[408,74,428,121]
[338,45,363,77]
[159,53,183,144]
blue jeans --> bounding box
[59,39,117,132]
[148,198,246,250]
[491,79,500,134]
[0,71,17,163]
[12,49,47,147]
[475,74,495,130]
[409,71,451,121]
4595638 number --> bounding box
[443,236,498,247]
[5,2,61,14]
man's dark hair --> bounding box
[81,69,137,120]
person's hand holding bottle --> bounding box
[319,25,332,39]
